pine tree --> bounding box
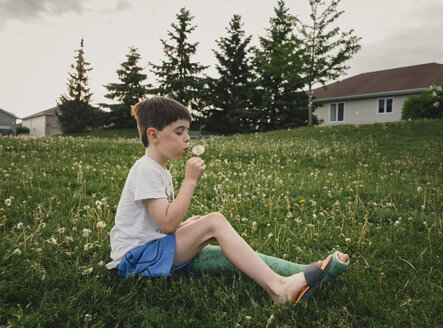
[205,14,256,134]
[101,46,149,128]
[254,0,308,131]
[57,38,100,133]
[295,0,361,126]
[150,7,208,117]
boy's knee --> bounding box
[204,212,229,230]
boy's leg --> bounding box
[174,212,321,303]
[191,245,349,284]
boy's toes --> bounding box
[337,252,349,263]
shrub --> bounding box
[402,83,443,120]
[16,126,30,135]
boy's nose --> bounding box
[184,131,190,142]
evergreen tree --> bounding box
[294,0,361,126]
[150,7,207,118]
[205,14,256,134]
[101,46,149,128]
[254,0,308,131]
[56,38,100,133]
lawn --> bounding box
[1,119,442,327]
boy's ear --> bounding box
[147,128,159,144]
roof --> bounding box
[313,63,443,102]
[0,108,19,119]
[22,107,59,120]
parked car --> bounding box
[0,128,14,136]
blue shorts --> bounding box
[117,234,195,279]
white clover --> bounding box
[82,267,93,275]
[96,221,106,229]
[192,145,205,156]
[57,227,65,234]
[46,237,58,245]
[4,198,11,206]
[95,200,103,208]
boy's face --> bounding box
[155,119,191,160]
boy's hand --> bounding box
[178,215,201,228]
[185,157,206,184]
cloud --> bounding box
[0,0,132,27]
[0,0,84,21]
[346,2,443,76]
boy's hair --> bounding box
[131,96,192,148]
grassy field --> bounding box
[1,119,442,327]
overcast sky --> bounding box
[1,0,442,119]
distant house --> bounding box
[21,107,62,137]
[313,63,443,126]
[0,108,19,135]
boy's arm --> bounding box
[145,157,205,234]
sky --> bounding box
[1,0,442,119]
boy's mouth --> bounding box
[184,147,189,153]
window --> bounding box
[330,103,344,122]
[378,98,393,114]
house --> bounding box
[21,107,62,137]
[313,63,443,126]
[0,107,19,135]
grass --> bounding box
[1,119,442,327]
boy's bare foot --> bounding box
[272,260,323,304]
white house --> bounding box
[21,107,62,137]
[0,108,19,135]
[313,63,443,126]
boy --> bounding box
[106,96,349,305]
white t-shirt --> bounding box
[106,156,174,269]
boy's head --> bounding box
[131,96,192,148]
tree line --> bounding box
[56,0,360,134]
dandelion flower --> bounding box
[192,145,205,156]
[82,228,91,238]
[57,227,65,234]
[4,198,12,206]
[417,186,423,192]
[16,222,24,229]
[13,248,21,256]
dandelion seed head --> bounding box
[192,145,205,156]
